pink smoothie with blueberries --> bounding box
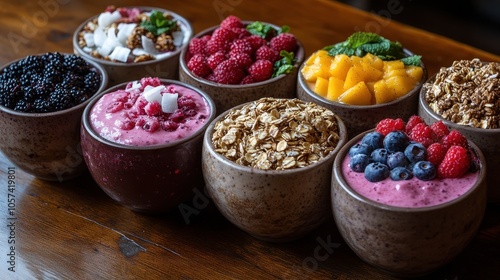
[90,77,210,146]
[342,116,480,208]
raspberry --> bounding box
[375,118,405,135]
[170,109,185,122]
[229,52,253,69]
[188,37,207,56]
[177,95,196,109]
[213,60,245,84]
[269,33,297,52]
[187,54,211,78]
[441,130,468,149]
[106,101,124,113]
[206,28,236,54]
[437,145,471,178]
[255,45,280,63]
[144,101,162,116]
[231,27,251,39]
[120,119,135,130]
[162,120,179,131]
[240,75,255,84]
[140,77,162,87]
[426,142,447,166]
[207,51,226,70]
[430,120,450,140]
[409,122,437,147]
[142,118,160,132]
[245,35,267,51]
[220,15,244,29]
[248,59,273,82]
[229,39,253,56]
[405,115,424,133]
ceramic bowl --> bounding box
[331,130,487,277]
[202,98,347,242]
[179,22,305,115]
[419,73,500,203]
[73,6,193,86]
[0,53,108,181]
[81,79,216,213]
[297,49,427,139]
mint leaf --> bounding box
[401,55,422,66]
[279,25,290,34]
[140,10,177,36]
[347,32,384,48]
[273,50,296,77]
[246,21,274,38]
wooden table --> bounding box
[0,0,499,279]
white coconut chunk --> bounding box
[109,46,131,62]
[126,81,142,92]
[172,31,184,47]
[83,33,95,47]
[93,27,106,47]
[107,27,119,43]
[161,93,178,113]
[98,37,120,57]
[132,48,148,56]
[143,85,165,104]
[97,10,121,28]
[82,47,92,53]
[141,35,161,55]
[117,23,137,46]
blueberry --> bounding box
[349,154,370,172]
[387,151,409,169]
[390,167,413,181]
[348,143,372,157]
[413,161,437,181]
[364,162,390,182]
[404,142,427,163]
[383,131,409,153]
[371,148,388,164]
[361,131,384,151]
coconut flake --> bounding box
[143,85,165,104]
[141,35,161,55]
[172,31,184,47]
[98,36,120,57]
[161,93,178,113]
[109,46,131,62]
[93,27,106,47]
[117,23,137,46]
[83,33,95,47]
[131,48,148,56]
[97,10,121,28]
[126,81,142,92]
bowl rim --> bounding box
[419,71,500,133]
[298,48,428,109]
[203,98,348,175]
[179,20,306,88]
[73,6,194,67]
[332,128,487,212]
[82,78,217,150]
[0,52,108,117]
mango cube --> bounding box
[314,77,329,97]
[338,81,372,105]
[327,76,344,101]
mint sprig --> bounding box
[273,50,296,77]
[246,21,274,38]
[140,10,177,36]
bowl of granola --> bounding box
[179,15,305,115]
[202,97,347,241]
[418,59,500,203]
[297,32,427,139]
[73,6,193,86]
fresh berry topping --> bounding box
[177,95,196,109]
[348,143,373,157]
[269,32,297,52]
[188,37,207,56]
[438,145,471,178]
[231,27,251,39]
[106,101,124,113]
[255,45,281,63]
[245,35,267,51]
[239,75,255,84]
[364,162,390,182]
[426,142,447,166]
[361,131,384,151]
[144,101,162,116]
[161,120,179,131]
[390,167,413,181]
[405,115,424,133]
[413,161,437,181]
[187,54,211,77]
[371,148,388,164]
[142,118,160,132]
[229,39,253,56]
[441,130,468,149]
[213,60,245,84]
[404,142,427,163]
[387,151,409,169]
[207,52,227,70]
[430,120,450,140]
[220,15,244,29]
[383,131,409,153]
[376,118,405,136]
[350,154,370,173]
[120,119,136,130]
[409,122,437,147]
[248,59,273,82]
[229,52,253,69]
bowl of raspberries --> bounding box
[179,15,305,114]
[331,116,487,276]
[0,52,108,181]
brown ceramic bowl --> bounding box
[297,49,427,139]
[202,98,347,242]
[0,54,108,181]
[331,129,487,277]
[179,22,305,115]
[81,79,216,213]
[73,6,193,86]
[419,72,500,203]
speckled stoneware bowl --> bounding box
[179,22,305,115]
[419,73,500,203]
[331,130,487,277]
[202,100,347,242]
[73,7,193,87]
[297,50,427,140]
[81,79,216,213]
[0,54,108,181]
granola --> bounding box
[211,98,341,170]
[423,59,500,129]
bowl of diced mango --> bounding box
[297,32,426,139]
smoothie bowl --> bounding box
[179,15,305,114]
[74,6,193,86]
[0,52,107,181]
[297,32,427,139]
[331,116,487,276]
[81,77,215,213]
[202,97,347,241]
[419,59,500,203]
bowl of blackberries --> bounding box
[179,15,305,114]
[0,52,108,181]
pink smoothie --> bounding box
[90,78,210,146]
[341,156,479,208]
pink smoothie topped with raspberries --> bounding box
[90,77,210,146]
[341,116,481,208]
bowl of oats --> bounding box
[418,58,500,203]
[202,97,347,242]
[73,6,193,86]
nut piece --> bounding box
[212,98,341,170]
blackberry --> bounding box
[33,99,53,113]
[14,99,30,112]
[84,71,101,91]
